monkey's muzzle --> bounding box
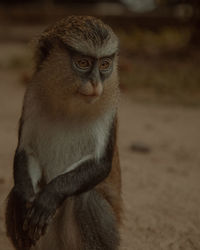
[78,81,103,102]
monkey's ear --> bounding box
[34,36,66,71]
[34,38,53,71]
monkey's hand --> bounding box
[23,188,61,245]
[8,186,35,250]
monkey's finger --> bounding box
[23,215,30,231]
[28,211,42,241]
[41,223,48,236]
[23,220,28,231]
[33,220,43,242]
[37,218,49,238]
[13,210,20,241]
[33,209,50,242]
[25,201,33,209]
[20,237,32,250]
[34,229,42,242]
[34,220,45,240]
[41,214,53,235]
[23,207,35,231]
[34,211,51,241]
[30,235,37,246]
[17,238,23,249]
[23,237,33,249]
[27,207,35,219]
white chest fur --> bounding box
[20,111,113,190]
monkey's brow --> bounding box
[62,43,117,59]
[100,53,116,60]
[63,44,80,55]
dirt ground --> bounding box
[0,43,200,250]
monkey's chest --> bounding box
[34,125,103,183]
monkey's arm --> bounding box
[23,120,116,243]
[7,149,36,249]
[13,149,35,201]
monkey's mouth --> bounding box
[78,91,101,104]
[79,91,100,97]
[77,82,103,103]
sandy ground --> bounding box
[1,44,200,250]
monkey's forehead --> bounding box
[41,16,119,57]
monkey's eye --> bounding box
[74,58,92,71]
[99,58,112,72]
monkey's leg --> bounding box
[30,191,119,250]
[75,190,120,250]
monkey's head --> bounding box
[33,16,119,120]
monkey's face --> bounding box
[35,46,119,120]
[71,51,115,104]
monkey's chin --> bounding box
[79,94,100,104]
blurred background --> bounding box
[1,0,200,103]
[0,1,200,249]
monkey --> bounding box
[6,16,122,250]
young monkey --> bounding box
[6,16,122,250]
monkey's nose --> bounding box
[92,82,103,96]
[78,81,103,98]
[91,80,99,87]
